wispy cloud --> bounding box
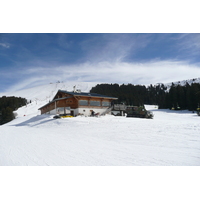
[4,59,200,92]
[0,42,10,48]
[172,33,200,60]
[79,34,150,63]
[1,33,200,93]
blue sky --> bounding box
[1,33,200,92]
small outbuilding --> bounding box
[38,89,117,117]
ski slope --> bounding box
[0,81,99,117]
[0,81,99,101]
[0,82,200,166]
[1,105,200,166]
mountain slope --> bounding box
[0,81,99,117]
[0,81,99,101]
[1,78,200,117]
[1,105,200,166]
[163,77,200,89]
[0,81,200,166]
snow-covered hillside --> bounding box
[161,77,200,89]
[0,81,200,166]
[1,103,200,166]
[0,81,99,101]
[0,81,99,117]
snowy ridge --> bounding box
[162,77,200,89]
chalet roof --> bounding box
[38,96,72,110]
[38,90,117,110]
[57,90,118,99]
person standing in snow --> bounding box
[91,110,95,116]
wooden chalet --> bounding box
[38,89,117,117]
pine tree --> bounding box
[0,96,27,125]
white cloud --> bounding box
[79,34,150,63]
[175,34,200,57]
[5,59,200,92]
[0,43,10,48]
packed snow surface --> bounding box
[1,105,200,166]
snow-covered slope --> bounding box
[162,77,200,89]
[1,105,200,166]
[0,81,99,101]
[1,81,200,166]
[0,79,200,165]
[0,81,99,117]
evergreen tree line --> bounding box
[0,96,27,125]
[90,83,200,111]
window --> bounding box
[102,101,110,107]
[79,100,88,106]
[90,100,100,106]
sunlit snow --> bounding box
[0,82,200,166]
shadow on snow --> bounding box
[11,115,55,127]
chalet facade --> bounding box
[38,89,117,117]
